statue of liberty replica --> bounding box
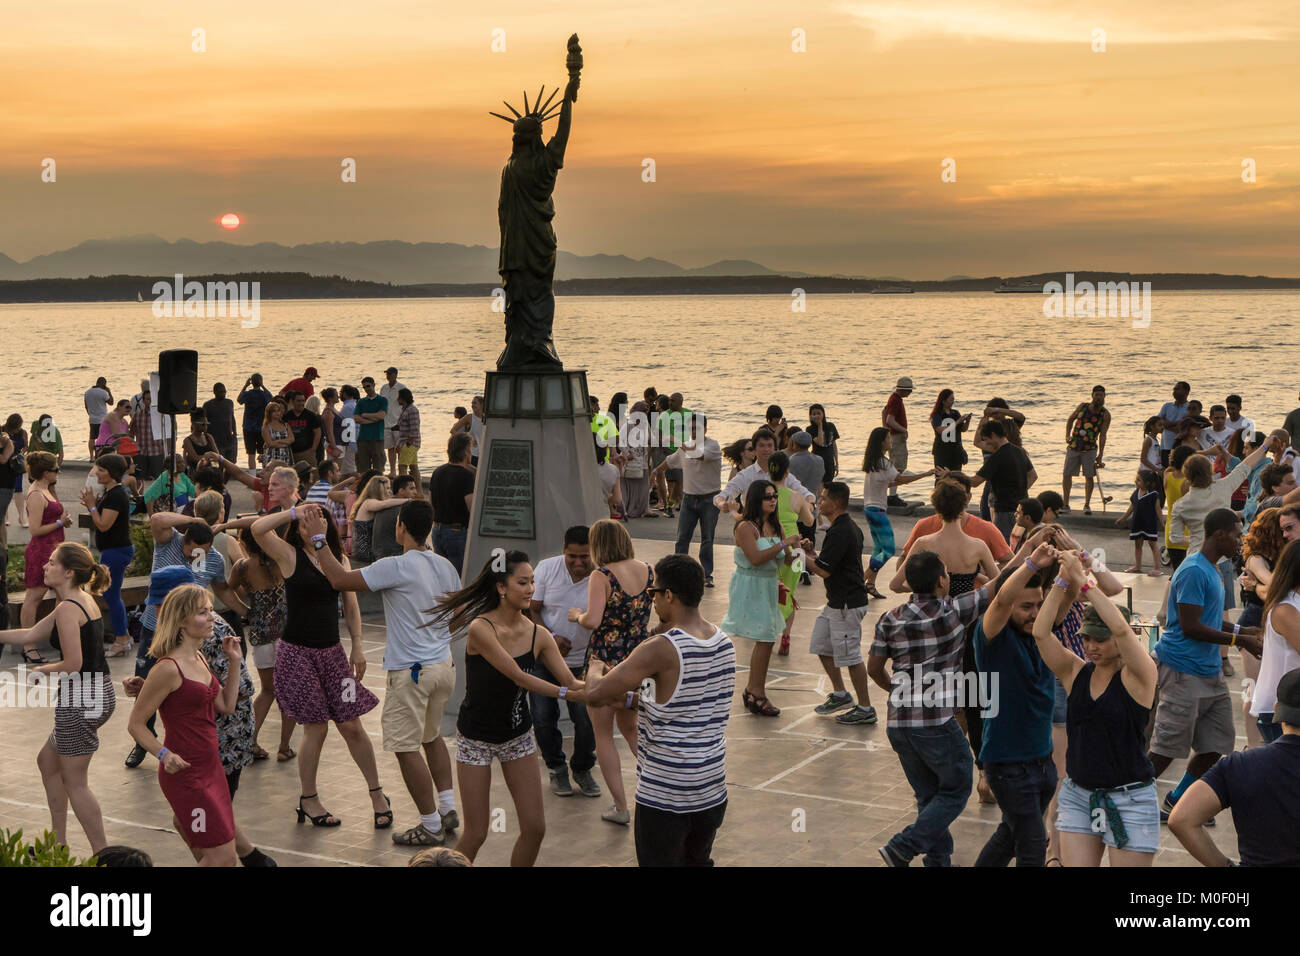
[458,31,606,601]
[489,34,583,371]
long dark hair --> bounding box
[863,426,891,473]
[722,437,752,469]
[427,550,531,636]
[768,451,790,482]
[930,389,954,418]
[1263,539,1300,620]
[608,392,629,429]
[285,509,342,560]
[239,525,279,574]
[741,480,781,537]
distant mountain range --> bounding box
[3,270,1299,304]
[0,235,809,284]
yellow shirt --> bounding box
[1164,470,1188,549]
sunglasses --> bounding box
[646,587,667,597]
[762,493,778,500]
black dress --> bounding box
[931,409,968,471]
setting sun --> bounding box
[220,213,241,230]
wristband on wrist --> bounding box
[1024,557,1039,572]
[557,686,567,700]
[625,690,636,710]
[1053,576,1070,590]
[310,533,326,544]
[290,506,297,521]
[1080,581,1092,595]
[158,747,170,761]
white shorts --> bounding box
[251,640,278,670]
[384,429,398,450]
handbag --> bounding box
[621,452,645,478]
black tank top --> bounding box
[457,620,536,744]
[1065,662,1155,790]
[50,600,108,676]
[282,553,340,648]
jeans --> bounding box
[135,626,159,736]
[433,526,466,576]
[99,545,135,637]
[863,506,895,572]
[634,800,727,867]
[975,755,1058,867]
[675,494,720,577]
[992,510,1017,543]
[1257,712,1283,743]
[529,660,596,774]
[885,719,973,866]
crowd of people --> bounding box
[3,367,1300,868]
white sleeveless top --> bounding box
[1252,591,1300,716]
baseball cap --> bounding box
[896,376,914,390]
[1274,668,1300,725]
[146,566,197,607]
[385,366,399,374]
[1078,604,1134,640]
[304,367,319,378]
[792,430,813,448]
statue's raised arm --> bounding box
[487,33,584,371]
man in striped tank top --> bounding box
[584,554,736,866]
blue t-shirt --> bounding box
[237,388,272,431]
[972,619,1055,763]
[1201,736,1300,866]
[142,530,228,631]
[1159,400,1189,450]
[355,396,388,442]
[1155,551,1224,677]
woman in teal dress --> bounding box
[721,480,801,717]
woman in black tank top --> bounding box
[429,550,583,866]
[0,542,116,854]
[251,506,389,829]
[1032,551,1159,867]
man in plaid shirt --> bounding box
[131,388,168,481]
[868,550,998,867]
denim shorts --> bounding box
[1056,777,1160,854]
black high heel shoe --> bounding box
[371,786,393,829]
[296,794,341,827]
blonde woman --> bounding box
[126,584,242,866]
[348,473,406,563]
[260,400,294,470]
[568,519,653,825]
[0,543,116,855]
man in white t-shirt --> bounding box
[1199,405,1236,453]
[528,526,600,798]
[380,366,407,477]
[1224,394,1255,448]
[299,499,463,847]
[84,377,112,456]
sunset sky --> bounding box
[3,0,1297,277]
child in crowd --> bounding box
[1118,469,1163,575]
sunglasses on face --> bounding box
[646,587,667,597]
[762,493,778,500]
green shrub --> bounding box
[126,521,154,576]
[4,544,22,592]
[0,828,98,867]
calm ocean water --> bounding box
[4,291,1296,493]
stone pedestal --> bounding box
[445,368,608,717]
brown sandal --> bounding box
[250,744,270,761]
[742,688,780,717]
[277,747,297,762]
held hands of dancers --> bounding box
[297,504,328,538]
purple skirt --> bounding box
[274,641,378,725]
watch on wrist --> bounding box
[312,539,327,551]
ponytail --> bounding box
[53,543,110,594]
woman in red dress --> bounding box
[127,584,242,866]
[20,452,73,662]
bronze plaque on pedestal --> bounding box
[477,439,535,538]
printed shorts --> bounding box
[456,730,537,767]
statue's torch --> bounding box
[566,33,583,102]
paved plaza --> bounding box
[0,511,1249,867]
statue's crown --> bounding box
[489,85,563,132]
